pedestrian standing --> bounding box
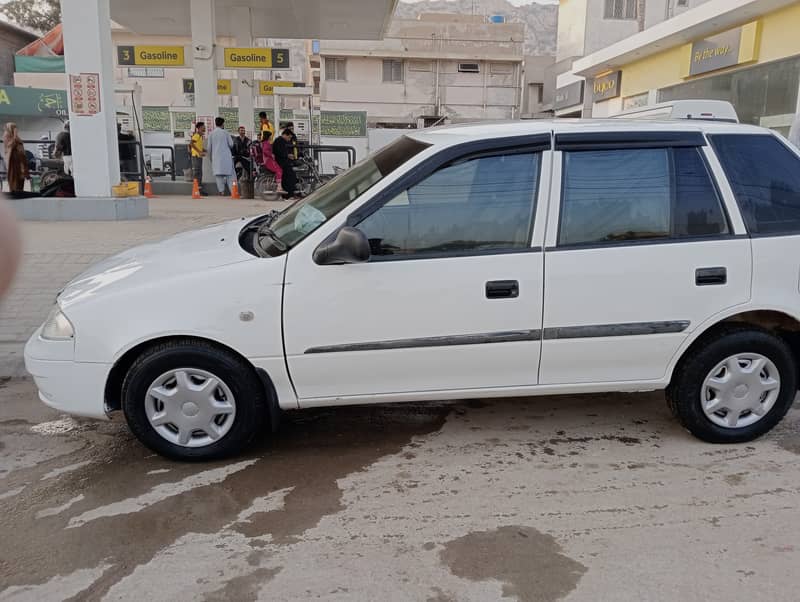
[207,117,236,196]
[190,122,208,196]
[273,128,298,199]
[54,121,72,176]
[283,121,299,160]
[3,123,29,193]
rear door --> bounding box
[540,131,752,385]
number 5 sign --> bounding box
[69,73,102,116]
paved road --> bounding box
[2,377,800,601]
[0,196,278,378]
[3,196,800,600]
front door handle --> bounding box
[486,280,519,299]
[696,267,727,286]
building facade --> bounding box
[320,14,526,127]
[554,0,712,115]
[0,21,36,86]
[572,0,800,136]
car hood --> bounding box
[58,218,256,309]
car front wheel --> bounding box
[121,340,268,460]
[667,327,797,443]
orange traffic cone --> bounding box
[191,178,201,199]
[230,179,241,199]
[144,176,156,199]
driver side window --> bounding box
[357,151,540,258]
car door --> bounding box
[539,130,752,385]
[283,136,552,402]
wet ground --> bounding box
[2,377,800,601]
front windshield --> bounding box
[267,136,430,249]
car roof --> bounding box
[407,119,771,147]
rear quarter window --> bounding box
[709,134,800,235]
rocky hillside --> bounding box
[395,0,557,56]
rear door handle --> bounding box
[696,267,727,286]
[486,280,519,299]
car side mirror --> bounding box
[313,226,371,265]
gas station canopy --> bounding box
[110,0,399,39]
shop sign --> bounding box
[592,71,622,102]
[689,28,742,76]
[0,85,67,117]
[554,81,584,111]
[223,48,290,69]
[117,45,185,67]
[320,110,367,137]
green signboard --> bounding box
[173,111,195,132]
[0,86,68,118]
[142,106,170,131]
[252,109,294,132]
[218,107,239,133]
[320,110,367,137]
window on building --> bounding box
[458,62,480,73]
[357,152,541,258]
[382,59,404,83]
[313,75,320,95]
[559,147,728,246]
[677,0,689,6]
[710,134,800,235]
[604,0,638,20]
[325,57,347,81]
[127,67,165,78]
[409,60,433,72]
[490,62,513,75]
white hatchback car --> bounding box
[25,119,800,460]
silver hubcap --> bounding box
[701,353,780,429]
[145,368,236,448]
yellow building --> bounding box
[571,0,800,135]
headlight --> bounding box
[41,306,75,340]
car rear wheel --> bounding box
[122,340,268,460]
[666,327,796,443]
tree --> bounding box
[1,0,61,33]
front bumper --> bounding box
[24,332,111,420]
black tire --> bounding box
[666,326,797,443]
[121,339,269,461]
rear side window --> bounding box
[559,147,728,246]
[710,134,800,235]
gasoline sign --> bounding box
[182,79,234,95]
[117,45,185,67]
[223,48,289,69]
[259,80,293,95]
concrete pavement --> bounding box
[2,378,800,601]
[0,196,280,378]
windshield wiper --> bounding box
[257,226,288,252]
